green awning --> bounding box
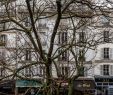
[16,80,42,87]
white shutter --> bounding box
[100,48,104,60]
[110,65,113,76]
[110,48,113,60]
[100,65,103,75]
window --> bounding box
[103,65,109,75]
[58,50,68,61]
[38,23,47,29]
[101,65,110,76]
[79,32,85,43]
[25,67,32,77]
[59,32,67,44]
[35,65,45,77]
[39,32,46,46]
[25,17,31,27]
[0,22,6,30]
[25,49,31,60]
[0,34,7,46]
[0,67,5,77]
[101,16,109,25]
[0,50,5,60]
[39,66,45,76]
[79,67,84,76]
[60,66,70,77]
[104,31,109,42]
[100,65,113,76]
[38,19,47,29]
[104,48,109,59]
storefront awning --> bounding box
[16,80,42,87]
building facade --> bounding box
[0,0,113,95]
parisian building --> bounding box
[0,0,113,95]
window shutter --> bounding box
[110,48,113,60]
[84,67,87,76]
[100,48,104,60]
[110,65,113,76]
[100,65,103,75]
[58,32,61,44]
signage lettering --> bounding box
[77,83,91,88]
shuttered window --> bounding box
[79,32,85,43]
[25,17,31,27]
[100,65,113,76]
[0,67,5,77]
[103,65,109,75]
[59,32,67,44]
[103,31,109,42]
[0,34,7,46]
[101,48,113,60]
[24,67,32,77]
[58,50,68,61]
[104,48,109,59]
[25,49,31,60]
[60,66,70,77]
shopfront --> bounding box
[95,76,113,95]
[16,79,43,95]
[53,79,69,95]
[74,78,96,95]
[0,80,15,95]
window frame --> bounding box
[24,66,32,77]
[103,48,109,59]
[58,32,67,44]
[58,50,68,61]
[0,34,7,46]
[25,49,31,61]
[0,67,5,77]
[103,65,110,76]
[104,31,109,42]
[60,66,70,77]
[79,32,85,43]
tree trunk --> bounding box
[45,63,52,95]
[68,80,74,95]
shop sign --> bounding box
[95,77,113,82]
[77,83,91,88]
[74,80,95,91]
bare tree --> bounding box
[0,0,112,95]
